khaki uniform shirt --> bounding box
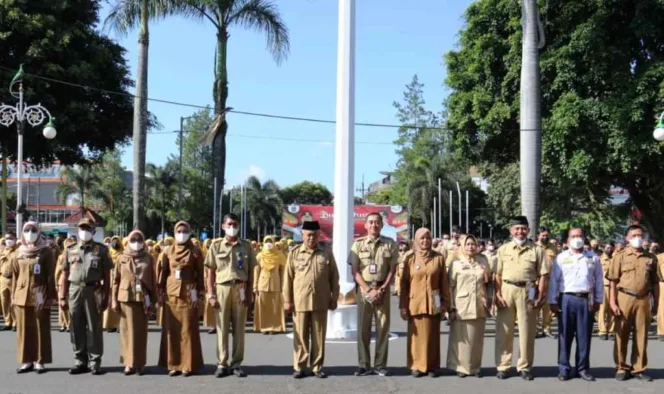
[600,253,612,286]
[159,245,205,299]
[495,240,549,283]
[349,235,398,286]
[606,248,658,295]
[482,250,498,274]
[61,242,112,284]
[0,245,17,291]
[399,251,450,316]
[11,248,57,307]
[253,254,284,292]
[448,254,490,320]
[537,242,557,274]
[204,238,256,284]
[658,253,664,284]
[283,244,340,312]
[112,251,157,304]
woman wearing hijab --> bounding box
[111,230,156,375]
[104,235,123,333]
[446,235,490,377]
[253,236,286,334]
[399,228,449,378]
[55,238,75,332]
[157,221,205,376]
[11,222,56,374]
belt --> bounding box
[563,292,589,298]
[618,288,649,298]
[503,280,528,287]
[69,281,98,287]
[219,279,245,285]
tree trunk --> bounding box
[519,0,542,237]
[212,30,229,215]
[132,0,149,230]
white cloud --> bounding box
[228,165,267,186]
[247,165,266,180]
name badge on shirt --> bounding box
[175,269,182,280]
[369,263,377,274]
[33,263,41,275]
[91,259,98,269]
[135,283,142,294]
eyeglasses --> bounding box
[129,238,142,243]
[23,229,38,234]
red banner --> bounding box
[281,204,409,243]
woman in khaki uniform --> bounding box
[399,228,449,378]
[253,236,286,334]
[12,222,56,374]
[112,230,156,375]
[157,222,204,376]
[104,236,123,332]
[446,234,490,377]
[54,238,75,332]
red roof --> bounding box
[63,208,106,226]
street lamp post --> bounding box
[0,65,56,237]
[654,112,664,141]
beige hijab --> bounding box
[413,227,432,257]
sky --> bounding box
[99,0,474,193]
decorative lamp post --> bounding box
[0,65,56,236]
[654,112,664,142]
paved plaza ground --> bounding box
[1,296,663,394]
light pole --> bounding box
[0,65,56,237]
[654,112,664,141]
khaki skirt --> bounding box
[158,296,204,372]
[446,318,486,375]
[15,305,51,364]
[253,291,285,332]
[407,315,440,373]
[119,302,149,368]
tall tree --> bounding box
[245,175,281,240]
[280,181,332,205]
[105,0,178,230]
[444,0,664,240]
[90,150,132,232]
[145,162,177,236]
[163,0,290,206]
[56,166,100,214]
[0,0,134,164]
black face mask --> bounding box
[540,237,549,245]
[111,241,120,249]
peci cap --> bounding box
[302,220,321,231]
[77,218,95,229]
[509,215,529,227]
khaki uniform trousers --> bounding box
[537,302,552,333]
[69,285,104,366]
[214,282,247,368]
[293,310,327,373]
[614,292,650,373]
[0,280,15,327]
[357,291,390,369]
[495,283,536,372]
[657,283,664,336]
[598,286,614,335]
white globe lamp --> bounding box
[43,119,57,140]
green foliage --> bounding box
[280,181,332,205]
[90,151,132,232]
[55,166,100,212]
[365,188,392,205]
[0,0,134,164]
[444,0,664,240]
[243,176,282,239]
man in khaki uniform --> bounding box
[607,225,659,382]
[393,241,410,296]
[59,218,112,375]
[483,239,498,316]
[283,220,340,379]
[494,216,549,381]
[658,252,664,341]
[598,242,615,340]
[205,213,255,378]
[535,226,557,339]
[349,213,398,377]
[0,233,17,331]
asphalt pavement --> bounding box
[1,295,663,394]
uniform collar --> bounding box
[365,235,381,245]
[300,244,322,254]
[510,239,533,251]
[222,237,239,246]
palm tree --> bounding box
[105,0,177,230]
[145,163,177,236]
[519,0,545,236]
[167,0,289,206]
[244,176,281,240]
[56,166,100,214]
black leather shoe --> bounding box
[496,371,508,380]
[615,371,629,381]
[232,368,247,378]
[168,370,181,377]
[354,368,371,376]
[59,327,66,332]
[12,326,16,331]
[68,364,90,375]
[17,364,34,374]
[544,331,558,339]
[520,370,534,381]
[208,328,216,334]
[124,368,135,376]
[579,371,595,381]
[182,371,193,377]
[1,325,12,331]
[411,370,425,378]
[634,373,652,382]
[90,365,102,375]
[600,334,608,340]
[215,367,229,378]
[427,370,439,378]
[314,371,327,379]
[35,367,46,375]
[457,372,468,378]
[293,370,304,379]
[557,372,570,381]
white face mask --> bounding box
[487,245,495,252]
[4,239,15,247]
[175,233,190,244]
[24,232,39,244]
[513,237,526,246]
[569,237,584,250]
[78,230,93,242]
[129,242,144,252]
[264,243,274,250]
[629,237,643,249]
[225,226,239,237]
